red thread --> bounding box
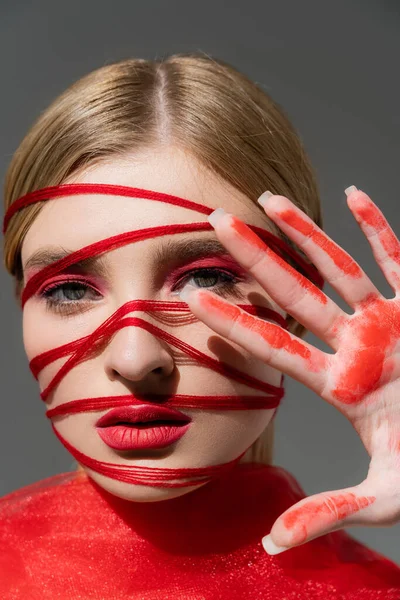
[4,183,325,487]
[3,184,213,234]
[46,393,281,419]
[30,300,287,377]
[4,184,324,302]
[36,301,285,401]
[52,425,248,487]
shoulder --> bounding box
[0,471,79,502]
[0,471,86,527]
[0,471,90,594]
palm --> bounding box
[180,187,400,554]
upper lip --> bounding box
[95,404,192,427]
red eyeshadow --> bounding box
[36,273,106,295]
[165,255,248,287]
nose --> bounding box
[104,323,175,385]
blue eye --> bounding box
[41,281,101,315]
[40,268,245,317]
[43,282,90,302]
[176,268,242,297]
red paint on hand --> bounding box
[391,271,400,287]
[277,209,362,278]
[331,295,400,404]
[229,216,269,252]
[197,291,312,361]
[282,493,376,546]
[354,195,400,265]
[229,216,327,305]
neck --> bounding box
[81,462,294,555]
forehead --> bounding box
[21,146,260,262]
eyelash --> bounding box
[39,268,245,317]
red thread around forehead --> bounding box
[3,184,212,234]
[3,183,324,293]
[5,183,324,488]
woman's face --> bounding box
[21,145,285,502]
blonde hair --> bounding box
[3,53,322,466]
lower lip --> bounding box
[96,422,191,450]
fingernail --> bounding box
[176,284,197,302]
[261,534,288,555]
[207,207,227,228]
[257,190,274,209]
[344,185,358,196]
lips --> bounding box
[95,404,192,451]
[96,404,191,428]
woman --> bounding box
[1,53,400,598]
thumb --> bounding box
[261,482,376,555]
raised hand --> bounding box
[178,186,400,555]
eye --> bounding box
[40,280,102,316]
[39,267,246,317]
[174,268,245,299]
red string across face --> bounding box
[3,184,324,489]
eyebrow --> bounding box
[23,236,233,277]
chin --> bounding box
[83,467,208,503]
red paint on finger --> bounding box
[197,291,313,361]
[229,217,269,252]
[277,209,362,278]
[388,430,400,453]
[229,216,327,305]
[391,272,400,288]
[353,195,400,265]
[282,493,376,546]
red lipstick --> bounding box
[95,405,192,450]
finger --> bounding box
[262,483,377,555]
[346,188,400,293]
[208,208,347,350]
[179,286,328,396]
[258,191,383,309]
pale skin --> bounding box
[179,186,400,555]
[21,146,284,503]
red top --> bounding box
[1,463,399,599]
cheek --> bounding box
[224,410,274,439]
[192,409,275,452]
[22,305,96,366]
[22,307,87,398]
[246,354,282,388]
[22,308,45,360]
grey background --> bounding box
[1,0,399,564]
